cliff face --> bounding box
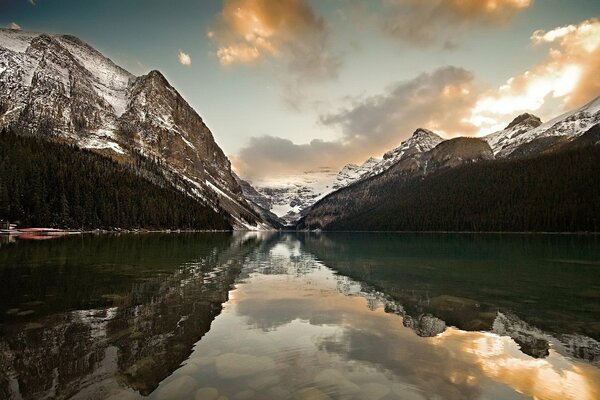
[0,29,268,229]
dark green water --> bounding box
[0,232,599,400]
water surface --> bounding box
[0,232,599,400]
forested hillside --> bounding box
[0,130,231,230]
[325,144,600,232]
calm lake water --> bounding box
[1,232,599,400]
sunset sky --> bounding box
[1,0,599,181]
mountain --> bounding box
[362,128,445,179]
[299,130,600,232]
[234,174,285,229]
[0,28,268,229]
[486,96,600,158]
[331,157,380,191]
[0,130,231,230]
[298,137,494,230]
[241,129,444,225]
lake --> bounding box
[0,232,599,400]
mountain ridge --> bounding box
[0,28,269,230]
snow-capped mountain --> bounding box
[0,28,268,229]
[331,157,381,191]
[486,96,600,157]
[243,129,444,224]
[331,129,443,191]
[248,167,339,225]
[298,137,494,230]
[365,128,444,179]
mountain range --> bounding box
[1,28,599,232]
[0,28,269,230]
[245,96,600,227]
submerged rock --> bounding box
[359,382,390,400]
[195,387,220,400]
[157,375,198,400]
[246,373,281,390]
[313,369,359,396]
[391,383,427,400]
[293,387,332,400]
[233,389,255,399]
[215,353,276,379]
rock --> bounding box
[215,353,276,379]
[195,387,220,400]
[246,373,280,390]
[178,362,201,376]
[313,369,359,396]
[189,356,215,367]
[157,375,197,400]
[293,387,332,400]
[265,386,291,398]
[391,383,427,400]
[360,383,390,400]
[233,389,255,400]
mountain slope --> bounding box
[0,28,267,229]
[486,96,600,157]
[243,129,444,224]
[298,137,494,229]
[320,141,600,232]
[0,129,231,230]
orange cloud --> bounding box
[209,0,339,81]
[381,0,533,46]
[472,18,600,133]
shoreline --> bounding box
[3,228,598,236]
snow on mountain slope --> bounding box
[486,96,600,157]
[56,35,133,117]
[331,157,381,191]
[0,28,267,230]
[251,167,339,225]
[245,129,444,224]
[367,128,445,179]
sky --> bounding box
[1,0,599,182]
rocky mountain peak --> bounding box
[0,28,268,229]
[428,137,494,168]
[383,128,444,160]
[412,128,437,139]
[505,113,542,130]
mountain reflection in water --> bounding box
[0,232,599,400]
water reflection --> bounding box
[0,233,262,399]
[0,232,599,399]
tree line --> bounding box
[0,129,231,230]
[327,144,600,232]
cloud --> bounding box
[233,67,480,180]
[209,0,341,107]
[7,22,21,30]
[471,17,600,133]
[377,0,533,46]
[178,49,192,66]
